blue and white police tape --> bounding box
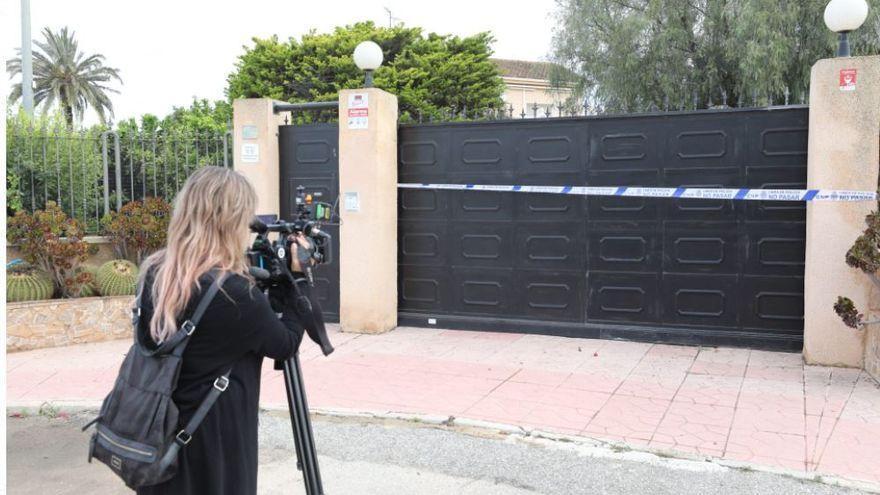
[397,183,877,202]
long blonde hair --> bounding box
[140,166,257,343]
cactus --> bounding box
[96,259,139,296]
[73,265,99,298]
[7,263,55,302]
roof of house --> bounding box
[491,58,559,81]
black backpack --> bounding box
[83,271,230,489]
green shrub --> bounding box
[6,202,95,298]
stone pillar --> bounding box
[232,99,287,217]
[337,89,399,334]
[804,56,880,367]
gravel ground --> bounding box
[6,409,874,495]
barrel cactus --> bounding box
[7,263,54,302]
[96,260,139,296]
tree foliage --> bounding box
[226,22,505,120]
[551,0,880,112]
[6,27,122,126]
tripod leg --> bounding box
[283,359,319,495]
[292,354,325,493]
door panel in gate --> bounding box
[662,167,739,220]
[743,222,806,276]
[452,267,515,317]
[399,220,449,267]
[399,188,450,220]
[589,119,662,170]
[450,222,515,268]
[665,113,744,169]
[663,222,740,274]
[587,272,661,323]
[588,221,661,273]
[515,222,585,270]
[740,275,804,333]
[399,265,451,313]
[661,274,739,328]
[586,169,661,220]
[515,270,584,321]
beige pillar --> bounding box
[232,99,287,216]
[338,89,399,334]
[804,56,880,367]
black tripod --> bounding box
[279,354,325,495]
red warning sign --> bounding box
[840,69,857,91]
[347,108,368,117]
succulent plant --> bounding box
[7,262,55,302]
[72,265,99,297]
[96,259,139,296]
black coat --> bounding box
[136,273,299,495]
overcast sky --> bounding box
[1,0,557,125]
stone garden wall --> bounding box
[7,296,133,352]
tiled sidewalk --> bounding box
[8,325,880,486]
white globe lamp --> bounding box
[824,0,870,57]
[353,41,384,87]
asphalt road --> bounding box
[6,410,872,495]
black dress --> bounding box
[136,272,300,495]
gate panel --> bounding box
[398,107,808,350]
[279,124,340,321]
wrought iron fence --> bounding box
[395,86,807,123]
[7,128,233,233]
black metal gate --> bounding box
[397,107,808,350]
[279,123,340,321]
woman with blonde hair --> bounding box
[135,166,305,495]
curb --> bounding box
[9,401,880,494]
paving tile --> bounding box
[748,350,804,368]
[744,365,804,382]
[559,370,625,394]
[695,347,751,365]
[583,395,670,441]
[816,418,880,484]
[731,407,805,436]
[652,401,734,454]
[725,429,807,470]
[616,373,686,400]
[674,374,742,407]
[508,368,571,387]
[688,360,746,377]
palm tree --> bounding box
[7,27,122,126]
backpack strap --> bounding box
[139,270,227,356]
[158,368,233,470]
[167,270,227,355]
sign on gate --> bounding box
[840,69,857,91]
[347,93,369,129]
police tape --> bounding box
[396,183,878,202]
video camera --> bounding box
[247,185,334,288]
[247,185,336,357]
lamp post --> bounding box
[353,41,383,88]
[20,0,34,115]
[824,0,870,57]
